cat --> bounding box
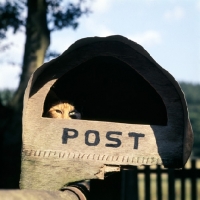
[44,101,81,119]
[43,88,81,119]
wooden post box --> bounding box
[20,35,193,191]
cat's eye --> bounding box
[69,111,75,116]
[69,110,81,119]
[55,109,62,114]
[69,111,76,118]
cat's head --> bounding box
[44,101,81,119]
[43,89,81,119]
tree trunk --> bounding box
[11,0,50,109]
[0,0,50,188]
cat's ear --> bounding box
[42,88,60,116]
[46,89,60,103]
[43,88,60,115]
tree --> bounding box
[179,82,200,157]
[0,0,91,188]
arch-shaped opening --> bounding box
[43,56,167,125]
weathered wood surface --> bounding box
[20,35,193,190]
[0,189,83,200]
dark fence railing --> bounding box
[121,159,200,200]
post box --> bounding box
[20,35,193,191]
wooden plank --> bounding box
[181,167,186,200]
[191,160,197,200]
[0,189,84,200]
[168,169,175,200]
[23,118,163,163]
[130,168,139,200]
[156,165,162,200]
[20,116,170,190]
[144,166,150,200]
[121,168,138,200]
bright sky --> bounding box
[0,0,200,89]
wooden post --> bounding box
[20,35,193,194]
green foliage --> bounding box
[179,82,200,157]
[0,0,90,40]
[48,0,90,31]
[180,82,200,104]
[0,1,25,39]
[0,89,14,106]
[0,89,14,140]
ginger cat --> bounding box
[44,101,81,119]
[43,89,81,119]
